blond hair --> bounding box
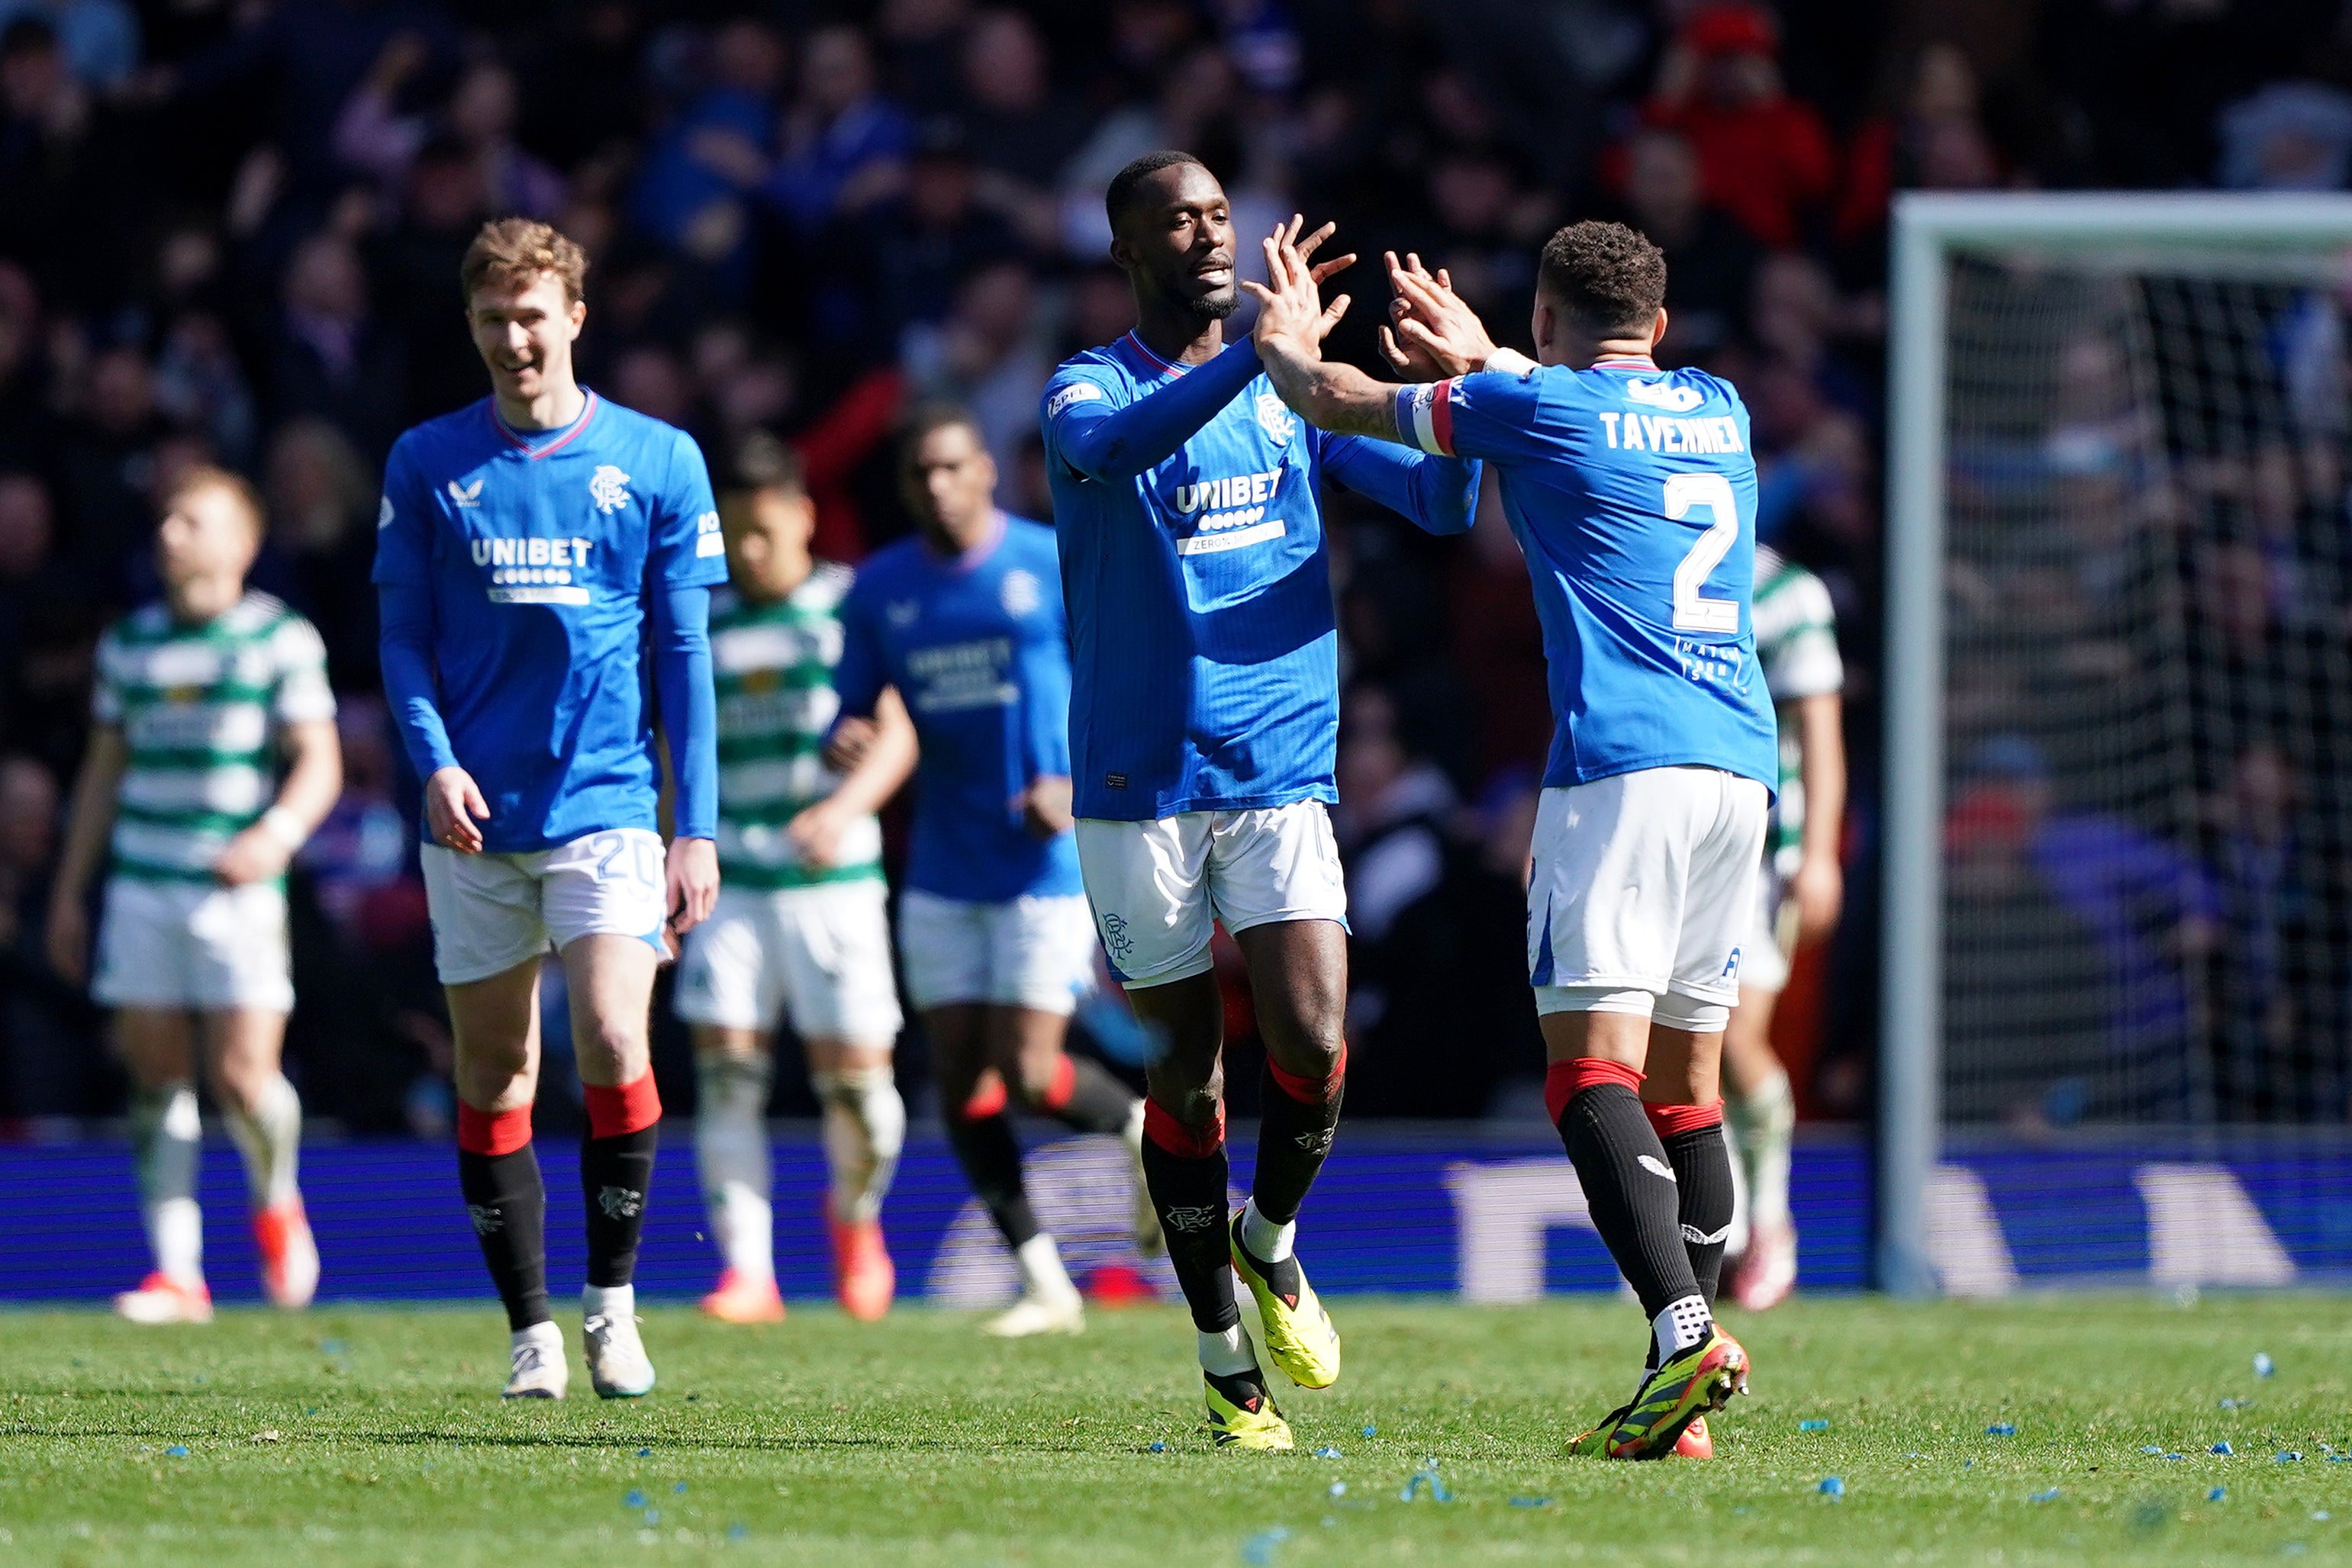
[459,217,588,306]
[166,464,265,538]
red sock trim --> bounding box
[1141,1096,1225,1159]
[1643,1099,1725,1138]
[960,1075,1009,1121]
[1543,1056,1645,1125]
[456,1103,533,1157]
[1267,1042,1348,1105]
[1038,1055,1076,1112]
[584,1072,661,1138]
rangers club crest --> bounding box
[1255,390,1294,444]
[1000,568,1043,618]
[588,464,633,514]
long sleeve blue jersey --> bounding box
[372,391,728,852]
[1040,333,1479,820]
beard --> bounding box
[1181,283,1241,322]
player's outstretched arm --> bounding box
[216,718,342,887]
[650,582,720,933]
[44,723,127,985]
[1047,215,1355,483]
[1245,229,1479,535]
[790,687,916,868]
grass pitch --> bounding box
[5,1295,2350,1564]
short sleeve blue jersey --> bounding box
[371,391,729,851]
[1042,333,1478,820]
[1394,356,1777,792]
[835,514,1081,903]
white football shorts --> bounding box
[896,888,1099,1015]
[422,827,669,986]
[93,876,293,1013]
[1738,861,1793,994]
[1075,801,1348,987]
[1527,765,1768,1020]
[673,879,903,1043]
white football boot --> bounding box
[583,1284,656,1398]
[502,1321,568,1399]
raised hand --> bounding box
[1377,251,1500,379]
[1243,214,1356,360]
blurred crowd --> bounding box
[0,0,2342,1133]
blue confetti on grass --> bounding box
[1399,1461,1452,1503]
[624,1489,646,1508]
[2144,1446,2166,1455]
[2165,1454,2186,1461]
[1241,1525,1290,1566]
[2211,1488,2228,1502]
[1149,1441,1168,1454]
[1818,1476,1845,1497]
[1361,1424,1377,1438]
[636,1447,652,1457]
[1508,1496,1551,1508]
[727,1524,748,1543]
[1986,1423,2017,1437]
[2031,1489,2060,1502]
[164,1446,188,1457]
[2279,1451,2305,1463]
[2213,1441,2235,1456]
[2255,1353,2276,1378]
[1311,1446,1342,1460]
[320,1340,346,1355]
[2317,1511,2334,1521]
[1327,1482,1346,1499]
[673,1482,688,1494]
[643,1509,660,1526]
[1799,1419,1828,1431]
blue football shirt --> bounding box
[835,514,1083,903]
[1394,355,1777,792]
[371,391,729,851]
[1041,333,1478,820]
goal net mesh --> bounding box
[1941,243,2352,1127]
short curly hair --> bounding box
[1537,221,1667,337]
[459,218,588,307]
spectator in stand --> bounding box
[1635,1,1833,252]
[0,15,138,311]
[875,0,969,115]
[866,119,1021,344]
[0,0,136,91]
[57,343,167,598]
[764,24,912,234]
[260,418,379,689]
[268,230,404,462]
[901,258,1045,479]
[0,750,94,1116]
[335,47,565,221]
[957,9,1082,249]
[1836,42,2004,262]
[627,17,783,286]
[373,132,494,426]
[2215,81,2352,192]
[1616,127,1758,365]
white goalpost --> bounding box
[1880,192,2352,1296]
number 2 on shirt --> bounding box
[1665,472,1741,634]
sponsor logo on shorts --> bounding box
[1163,1203,1223,1232]
[597,1184,645,1220]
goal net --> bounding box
[1880,195,2352,1293]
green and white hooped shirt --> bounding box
[710,568,884,891]
[1751,544,1843,872]
[92,591,335,884]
